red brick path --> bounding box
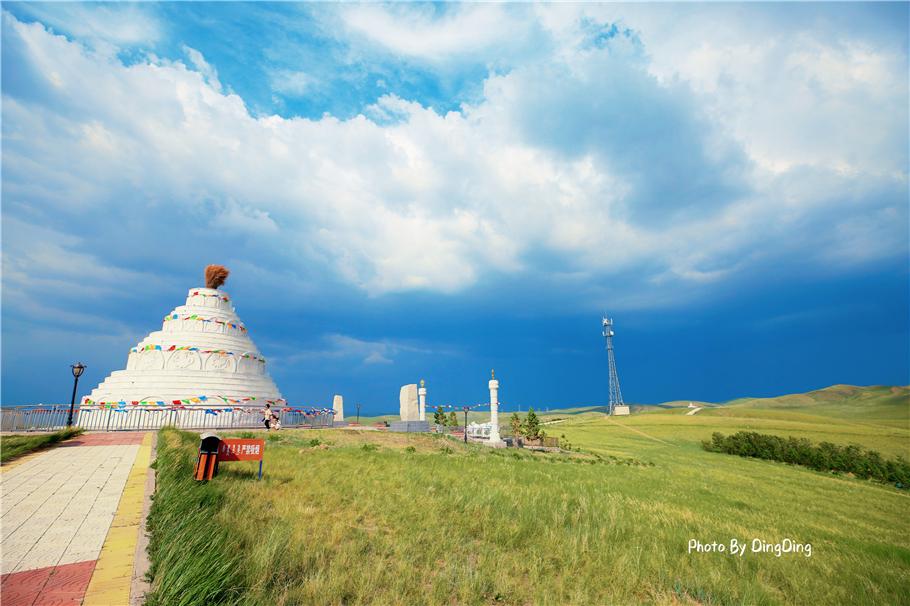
[0,560,97,606]
[58,433,146,447]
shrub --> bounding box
[433,406,446,426]
[702,431,909,489]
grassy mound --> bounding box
[0,427,83,463]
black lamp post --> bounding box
[356,403,361,424]
[463,406,469,443]
[67,363,86,427]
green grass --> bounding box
[0,427,84,463]
[146,386,910,605]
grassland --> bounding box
[146,385,909,605]
[0,427,83,463]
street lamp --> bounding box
[463,406,469,444]
[67,363,86,427]
[356,403,361,425]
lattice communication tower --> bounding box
[602,316,624,415]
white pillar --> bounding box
[333,394,344,422]
[418,379,427,422]
[489,369,501,443]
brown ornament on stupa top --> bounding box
[205,264,230,289]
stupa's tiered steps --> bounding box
[83,287,283,409]
[86,371,279,402]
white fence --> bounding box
[0,405,334,432]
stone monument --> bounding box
[418,379,427,421]
[488,369,503,445]
[82,265,283,409]
[399,383,419,421]
[391,382,429,432]
[333,394,344,421]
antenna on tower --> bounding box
[602,316,624,416]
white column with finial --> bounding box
[489,369,501,443]
[418,379,427,421]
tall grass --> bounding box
[146,417,910,605]
[145,430,247,606]
[0,427,83,463]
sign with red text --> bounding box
[218,438,264,461]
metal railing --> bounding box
[0,405,334,433]
[1,406,73,432]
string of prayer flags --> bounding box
[190,290,230,302]
[78,396,331,416]
[128,345,266,363]
[163,314,247,332]
[430,402,492,410]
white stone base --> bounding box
[483,439,507,448]
[612,405,631,416]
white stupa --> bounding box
[84,265,283,407]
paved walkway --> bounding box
[1,433,153,606]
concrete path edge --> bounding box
[130,432,157,605]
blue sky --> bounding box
[2,2,908,413]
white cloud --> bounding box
[1,7,906,314]
[614,6,908,180]
[269,69,316,97]
[339,4,533,62]
[183,45,222,92]
[10,3,159,55]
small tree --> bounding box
[509,412,522,439]
[447,411,459,427]
[433,406,446,426]
[524,408,541,440]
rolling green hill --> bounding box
[722,384,909,422]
